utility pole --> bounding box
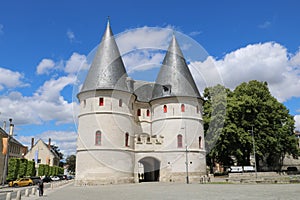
[2,118,14,185]
[182,123,189,184]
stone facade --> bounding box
[75,21,206,185]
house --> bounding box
[75,20,206,185]
[24,138,60,167]
[1,126,27,184]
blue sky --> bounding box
[0,0,300,156]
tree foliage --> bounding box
[65,155,76,173]
[204,80,299,172]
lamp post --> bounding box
[181,123,189,184]
[248,126,257,179]
[2,118,14,185]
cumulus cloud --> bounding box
[116,26,172,55]
[65,52,89,74]
[17,130,77,157]
[123,50,164,74]
[190,42,300,102]
[0,67,26,90]
[0,75,77,125]
[36,59,56,75]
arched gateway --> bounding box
[138,157,160,182]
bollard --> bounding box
[31,187,36,195]
[6,192,12,200]
[25,188,29,197]
[16,190,21,200]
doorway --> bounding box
[138,157,160,182]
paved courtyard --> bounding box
[25,182,300,200]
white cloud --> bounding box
[65,52,89,74]
[0,67,26,89]
[123,50,164,74]
[36,59,56,75]
[67,29,75,43]
[191,42,300,102]
[295,115,300,131]
[17,130,77,157]
[116,26,172,55]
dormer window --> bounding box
[162,85,171,96]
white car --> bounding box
[51,176,60,181]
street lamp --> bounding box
[181,123,189,184]
[2,118,14,185]
[248,125,257,179]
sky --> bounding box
[0,0,300,157]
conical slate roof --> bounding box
[152,35,201,99]
[80,20,129,93]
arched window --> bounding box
[146,109,150,117]
[119,99,122,107]
[181,104,185,112]
[163,105,167,113]
[125,132,129,147]
[99,98,104,106]
[177,134,183,148]
[199,136,202,149]
[137,109,141,116]
[95,131,102,145]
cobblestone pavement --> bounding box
[23,182,300,200]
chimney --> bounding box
[31,138,34,149]
[48,138,51,149]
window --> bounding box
[196,105,199,113]
[163,105,167,113]
[83,100,86,108]
[95,131,102,145]
[177,134,183,148]
[137,109,141,116]
[199,136,202,149]
[119,99,122,107]
[125,132,129,147]
[181,104,185,112]
[99,98,104,106]
[146,109,150,117]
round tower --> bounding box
[76,21,135,185]
[150,35,206,183]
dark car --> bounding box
[42,176,52,183]
[30,176,41,185]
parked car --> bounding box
[9,178,33,187]
[51,176,60,181]
[42,176,52,183]
[30,176,41,185]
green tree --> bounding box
[51,144,64,160]
[65,155,76,173]
[204,81,299,171]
